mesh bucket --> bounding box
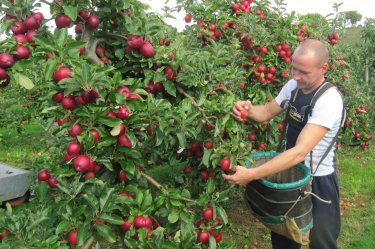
[244,151,313,245]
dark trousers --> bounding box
[271,171,341,249]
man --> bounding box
[223,39,343,249]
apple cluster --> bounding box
[0,11,43,88]
[125,35,154,58]
[196,207,223,244]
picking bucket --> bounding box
[244,151,313,245]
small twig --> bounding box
[176,85,225,143]
[83,236,95,249]
[139,170,163,190]
[138,170,198,204]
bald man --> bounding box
[224,39,343,249]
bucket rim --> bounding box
[245,151,311,189]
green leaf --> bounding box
[99,214,124,225]
[99,188,115,211]
[82,193,99,210]
[94,224,117,243]
[168,209,180,223]
[202,149,212,166]
[97,117,122,127]
[216,205,228,224]
[163,81,176,97]
[65,40,86,51]
[33,35,56,52]
[209,235,217,249]
[179,211,191,223]
[206,178,215,194]
[97,137,117,148]
[54,28,68,48]
[110,124,122,136]
[63,6,78,22]
[176,132,186,149]
[44,58,57,82]
[14,73,34,90]
[56,220,71,235]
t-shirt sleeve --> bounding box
[307,88,343,129]
[275,79,296,108]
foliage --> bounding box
[338,11,362,27]
[0,0,373,248]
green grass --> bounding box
[341,26,364,45]
[0,121,46,170]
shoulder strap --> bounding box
[311,82,346,176]
[277,87,299,152]
[301,81,334,118]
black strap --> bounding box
[277,81,346,176]
[311,88,346,176]
[277,87,299,152]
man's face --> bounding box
[291,53,327,93]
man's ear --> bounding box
[322,62,329,72]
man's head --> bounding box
[291,39,329,93]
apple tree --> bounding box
[0,0,372,248]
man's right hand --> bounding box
[232,100,252,122]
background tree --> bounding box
[339,10,362,27]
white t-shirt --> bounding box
[275,79,343,176]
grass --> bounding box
[1,123,374,248]
[0,121,47,170]
[341,26,364,45]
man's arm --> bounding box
[222,123,329,185]
[232,99,284,122]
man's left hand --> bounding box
[222,166,254,186]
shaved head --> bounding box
[292,39,329,67]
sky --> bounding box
[138,0,375,31]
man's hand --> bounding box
[222,166,254,186]
[232,101,252,122]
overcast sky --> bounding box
[139,0,375,31]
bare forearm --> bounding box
[248,105,274,122]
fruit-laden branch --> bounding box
[176,85,210,124]
[139,170,198,204]
[176,85,225,143]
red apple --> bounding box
[53,67,72,83]
[13,45,30,60]
[140,42,154,58]
[11,21,27,34]
[26,30,38,43]
[74,155,91,172]
[220,157,231,171]
[116,105,130,119]
[127,35,144,49]
[68,229,77,245]
[0,53,14,68]
[204,140,213,149]
[55,13,72,29]
[37,169,51,181]
[67,141,80,155]
[14,34,28,44]
[61,97,76,110]
[203,207,214,220]
[86,15,100,29]
[90,129,100,142]
[47,177,58,188]
[118,134,132,148]
[197,231,210,244]
[68,123,82,137]
[184,14,192,23]
[120,218,132,231]
[25,15,41,30]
